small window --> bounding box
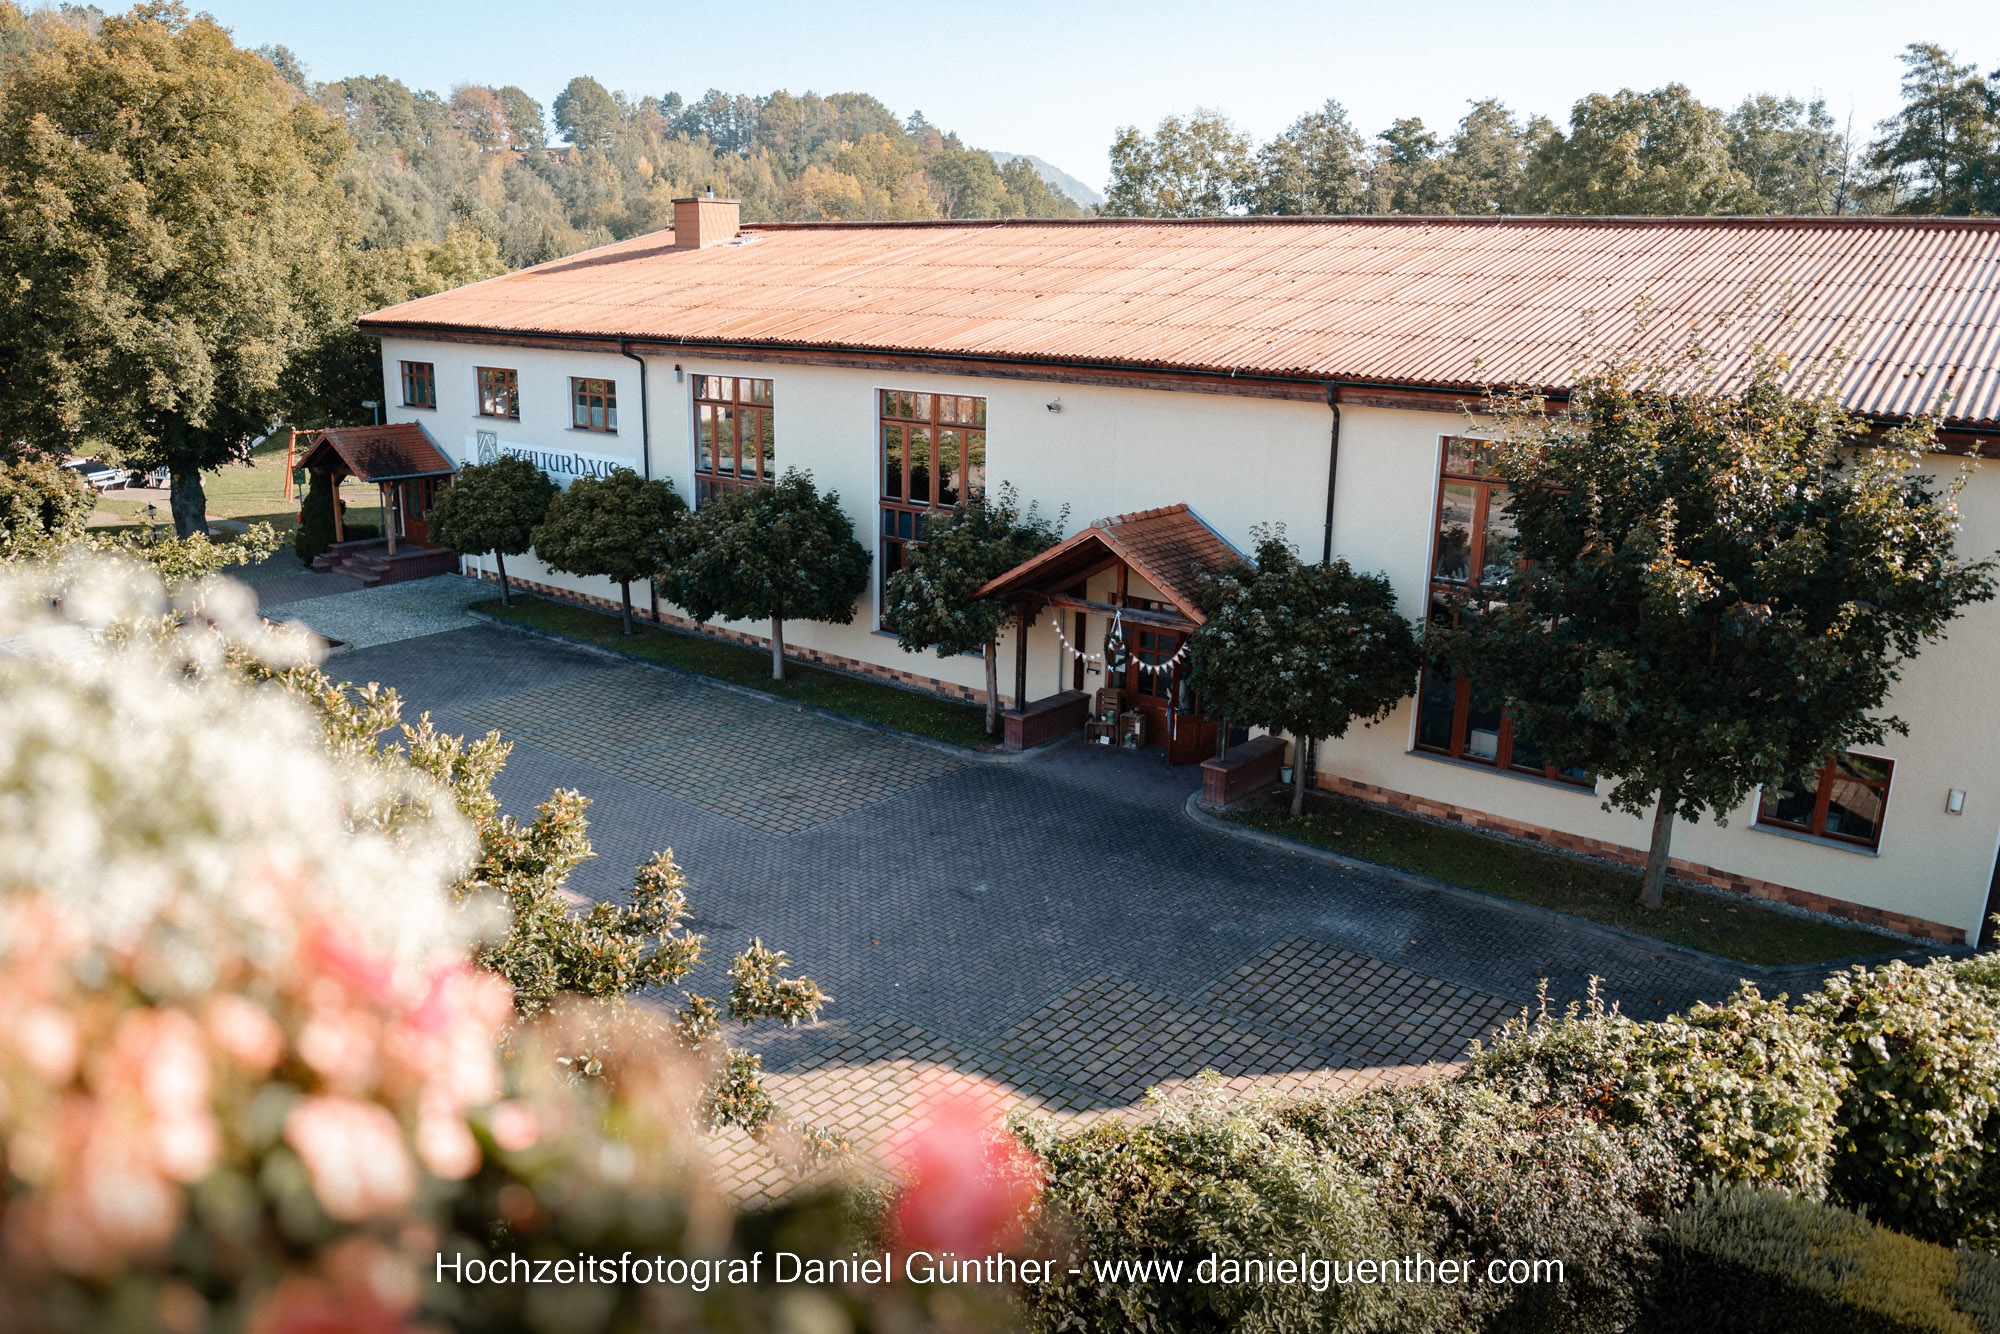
[400,360,436,409]
[571,377,617,432]
[477,367,519,419]
[1758,752,1894,850]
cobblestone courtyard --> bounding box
[259,573,1927,1199]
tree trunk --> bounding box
[169,468,208,538]
[617,580,634,635]
[983,639,1000,735]
[495,550,512,607]
[1291,737,1311,815]
[770,615,786,681]
[1217,711,1232,761]
[1639,791,1677,910]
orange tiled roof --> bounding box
[360,215,2000,430]
[977,504,1244,622]
[300,424,454,482]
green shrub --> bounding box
[1643,1185,2000,1332]
[1803,960,2000,1246]
[0,455,94,552]
[293,469,335,561]
[1018,1081,1450,1334]
[1465,981,1841,1196]
[1281,1079,1689,1334]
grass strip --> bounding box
[477,593,995,751]
[1228,791,1909,967]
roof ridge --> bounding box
[1097,503,1191,528]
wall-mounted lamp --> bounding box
[1046,397,1062,413]
[1948,789,1967,815]
[673,364,684,384]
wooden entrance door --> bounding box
[1125,629,1216,765]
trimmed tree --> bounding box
[1189,531,1421,814]
[1434,353,1997,910]
[531,469,686,634]
[664,469,871,682]
[881,484,1067,734]
[425,455,557,606]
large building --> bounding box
[361,201,2000,945]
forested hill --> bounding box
[270,55,1090,269]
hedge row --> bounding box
[1017,956,2000,1333]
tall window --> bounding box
[1414,437,1589,785]
[879,390,986,605]
[1757,752,1894,850]
[571,377,617,432]
[400,361,435,409]
[692,375,773,504]
[477,367,519,419]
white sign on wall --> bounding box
[467,431,631,487]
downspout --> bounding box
[1321,381,1342,565]
[1309,380,1344,801]
[619,339,660,622]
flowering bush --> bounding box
[0,557,962,1333]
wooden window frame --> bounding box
[1414,437,1591,787]
[1756,752,1895,850]
[476,367,519,420]
[570,376,617,433]
[400,360,436,409]
[691,375,774,505]
[877,388,987,612]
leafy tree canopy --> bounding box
[1870,42,2000,215]
[1435,347,1997,906]
[881,484,1066,732]
[667,470,870,628]
[882,484,1066,659]
[531,469,685,631]
[1103,109,1254,217]
[1190,533,1421,813]
[1522,84,1758,215]
[0,2,355,535]
[425,454,557,604]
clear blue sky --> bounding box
[196,0,2000,193]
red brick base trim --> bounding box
[464,566,990,707]
[1314,771,1964,946]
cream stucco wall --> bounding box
[378,336,2000,941]
[1317,403,2000,943]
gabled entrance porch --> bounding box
[978,504,1243,764]
[293,424,458,586]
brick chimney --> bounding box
[672,192,740,249]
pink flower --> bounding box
[887,1075,1042,1255]
[284,1097,414,1222]
[414,1109,480,1180]
[15,1004,78,1083]
[206,994,285,1074]
[248,1239,424,1334]
[487,1101,540,1153]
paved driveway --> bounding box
[330,618,1920,1198]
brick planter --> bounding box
[1002,690,1088,751]
[1201,734,1287,808]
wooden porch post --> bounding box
[331,473,345,543]
[1014,603,1030,711]
[381,482,397,555]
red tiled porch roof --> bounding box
[976,503,1244,623]
[299,424,454,483]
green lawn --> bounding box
[90,432,386,536]
[478,594,997,750]
[1228,791,1910,966]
